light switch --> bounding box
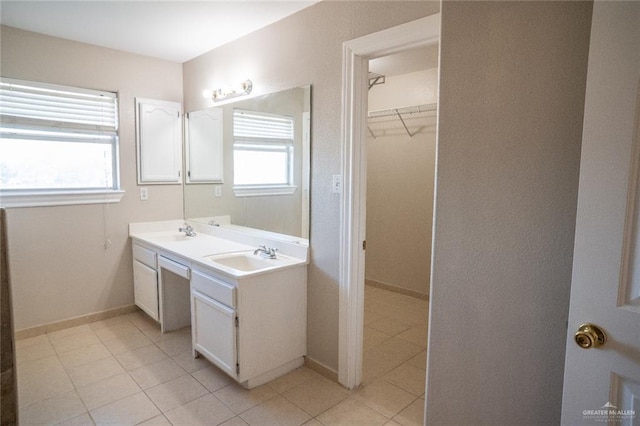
[139,187,149,200]
[215,186,222,197]
[332,175,342,194]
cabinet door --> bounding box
[191,289,236,378]
[136,98,182,184]
[186,108,223,183]
[133,260,159,321]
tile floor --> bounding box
[16,284,428,425]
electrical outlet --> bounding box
[215,186,222,197]
[332,175,342,194]
[139,187,149,200]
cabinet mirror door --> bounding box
[186,108,224,183]
[135,98,183,184]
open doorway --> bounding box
[338,14,440,390]
[361,47,437,388]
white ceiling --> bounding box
[0,1,319,63]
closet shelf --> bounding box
[367,103,437,119]
[367,103,437,138]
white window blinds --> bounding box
[0,78,121,199]
[0,78,118,130]
[233,109,293,143]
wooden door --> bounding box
[561,3,640,424]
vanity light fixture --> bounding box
[210,80,253,102]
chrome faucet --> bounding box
[178,224,197,237]
[254,245,277,259]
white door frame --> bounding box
[338,14,441,389]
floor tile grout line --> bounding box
[141,373,213,416]
[20,287,427,425]
[120,322,236,420]
[18,316,176,424]
[61,352,135,422]
[17,350,92,424]
[354,382,422,419]
[141,384,173,420]
[56,317,160,423]
[279,391,330,419]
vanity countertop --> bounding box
[129,220,308,278]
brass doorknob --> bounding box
[574,323,606,349]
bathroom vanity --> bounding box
[129,220,308,389]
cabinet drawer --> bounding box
[191,270,235,308]
[133,244,156,269]
[158,256,190,279]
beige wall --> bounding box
[1,26,184,330]
[365,70,437,296]
[426,1,592,424]
[369,68,438,111]
[183,1,438,370]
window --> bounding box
[233,109,296,196]
[0,78,123,207]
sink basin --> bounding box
[208,253,274,272]
[205,251,303,275]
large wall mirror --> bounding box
[184,85,311,242]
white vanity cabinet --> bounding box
[132,243,192,332]
[132,243,159,321]
[191,270,237,377]
[190,265,307,389]
[129,223,308,390]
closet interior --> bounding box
[362,45,438,395]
